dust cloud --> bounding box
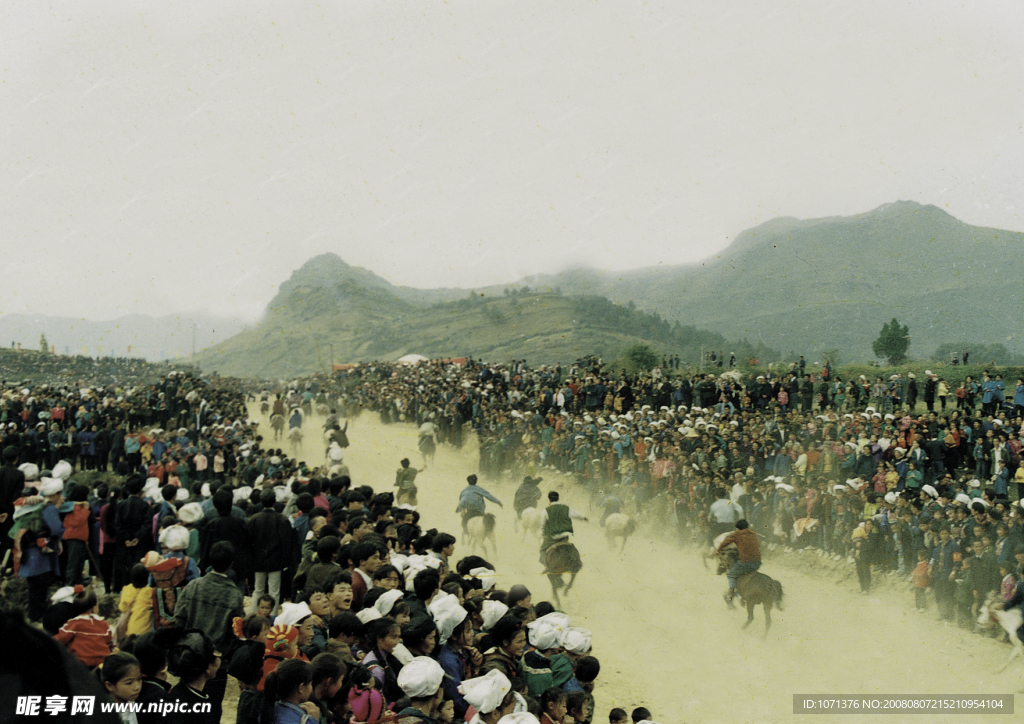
[261,410,1022,723]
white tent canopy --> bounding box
[396,353,429,365]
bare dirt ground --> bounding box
[250,410,1023,724]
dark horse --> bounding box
[716,546,784,635]
[543,540,583,607]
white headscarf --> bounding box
[459,669,511,714]
[481,600,509,630]
[397,656,444,698]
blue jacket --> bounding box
[19,504,64,578]
[455,485,501,514]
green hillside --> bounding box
[197,201,1024,377]
[523,201,1024,361]
[197,267,777,377]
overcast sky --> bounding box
[3,1,1022,322]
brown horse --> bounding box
[543,540,582,607]
[716,545,784,635]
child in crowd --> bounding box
[261,658,319,724]
[953,556,976,630]
[54,588,114,669]
[1000,563,1017,601]
[257,594,278,624]
[347,665,387,724]
[630,708,652,723]
[608,709,628,724]
[118,563,155,638]
[61,483,92,585]
[912,549,930,612]
[101,652,144,724]
[540,687,568,724]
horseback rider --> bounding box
[540,491,588,564]
[455,474,502,534]
[717,519,762,604]
[272,394,286,417]
[708,487,743,545]
[513,475,542,519]
[395,457,425,506]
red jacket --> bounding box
[54,613,113,668]
[62,504,90,542]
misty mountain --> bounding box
[514,201,1024,361]
[193,200,1023,376]
[197,258,776,377]
[0,313,250,361]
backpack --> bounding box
[147,555,190,629]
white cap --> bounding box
[526,620,561,650]
[18,463,39,482]
[51,586,77,604]
[276,601,313,628]
[356,607,382,624]
[428,592,467,646]
[159,525,190,552]
[459,669,512,714]
[40,478,64,497]
[469,567,497,591]
[52,460,73,481]
[375,589,405,616]
[397,656,445,698]
[481,600,509,630]
[560,627,592,654]
[178,502,203,524]
[498,714,541,724]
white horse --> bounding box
[603,513,638,552]
[977,594,1024,675]
[465,513,497,557]
[288,426,304,456]
[519,507,546,539]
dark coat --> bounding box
[201,512,253,580]
[114,496,154,550]
[247,509,294,572]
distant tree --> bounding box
[872,318,910,365]
[627,300,636,311]
[624,344,659,371]
[39,334,48,354]
[822,347,842,368]
[503,288,510,296]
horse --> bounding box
[270,414,285,441]
[603,513,637,553]
[288,426,304,455]
[543,538,582,607]
[314,402,330,417]
[714,542,784,636]
[465,513,497,557]
[519,507,546,540]
[977,593,1024,675]
[260,400,270,416]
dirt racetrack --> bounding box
[259,410,1023,723]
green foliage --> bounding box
[623,344,659,372]
[872,318,910,365]
[931,342,1024,366]
[822,348,841,367]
